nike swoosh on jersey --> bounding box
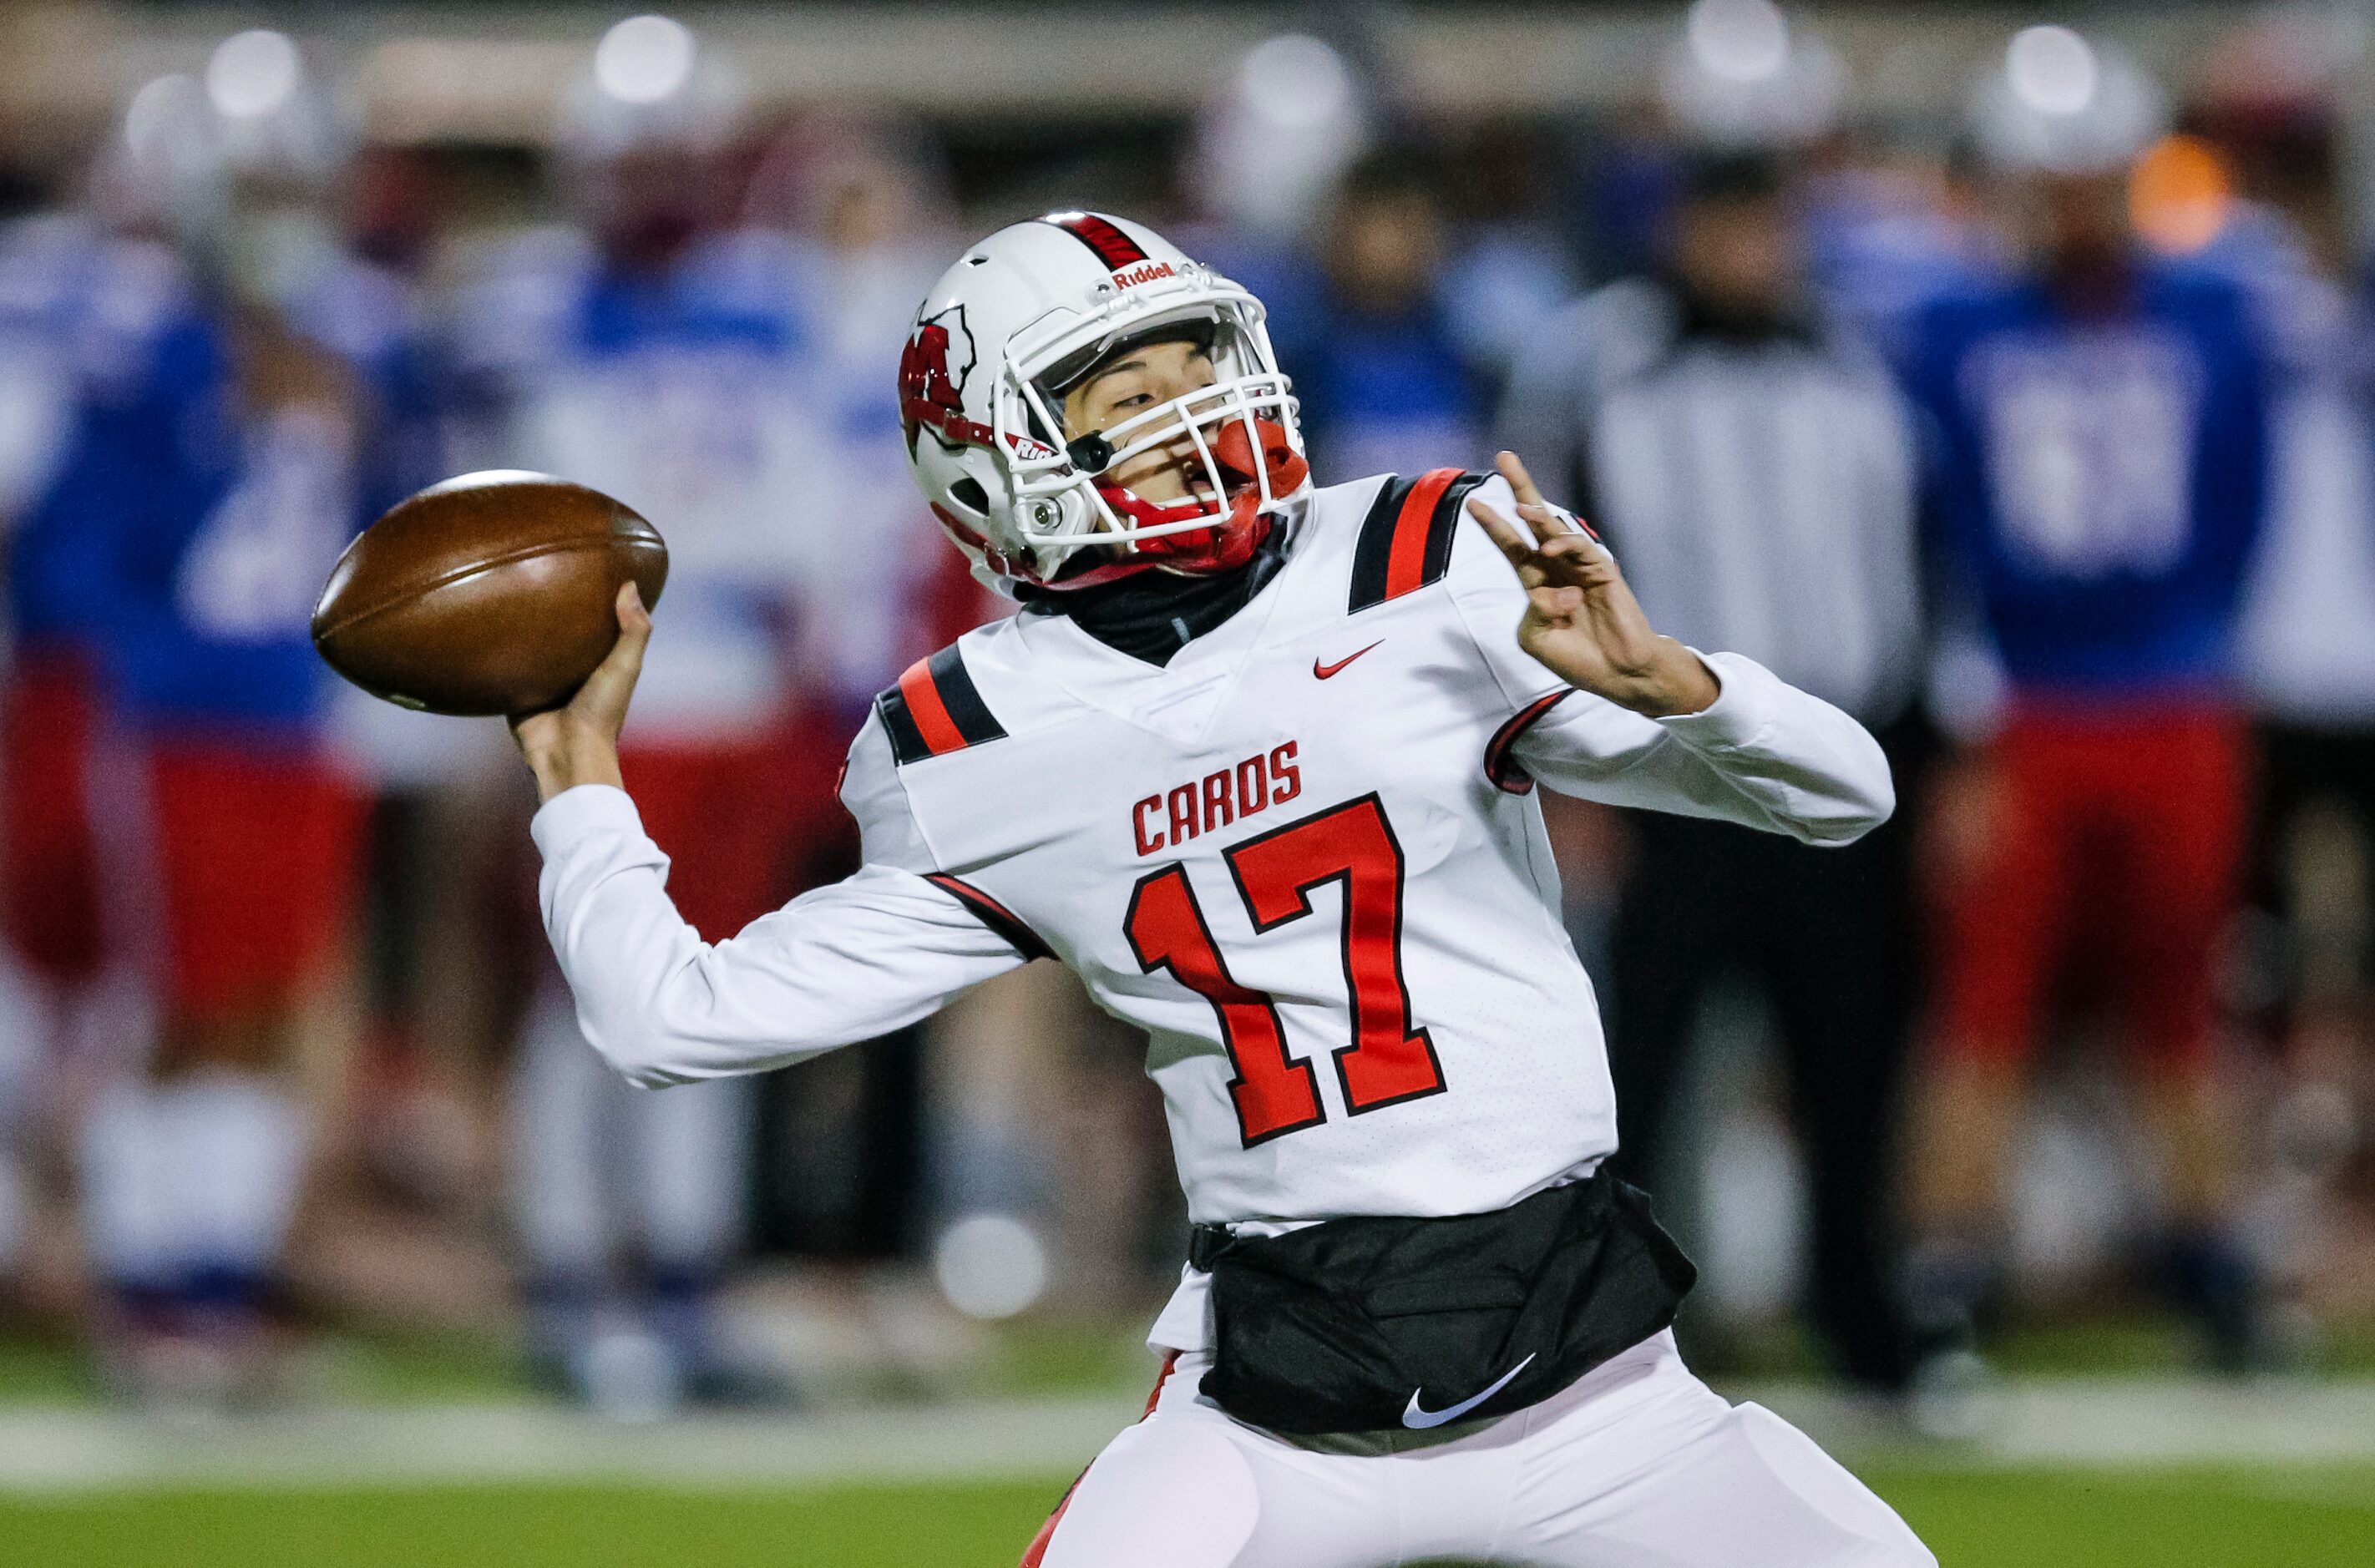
[1400,1352,1536,1429]
[1314,641,1384,680]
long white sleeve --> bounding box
[1441,474,1893,845]
[534,784,1025,1087]
[1506,651,1895,844]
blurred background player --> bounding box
[1901,31,2275,1374]
[452,18,829,1407]
[320,130,514,1236]
[2196,28,2375,1258]
[752,111,967,711]
[1289,144,1490,483]
[0,135,91,1304]
[1499,118,1927,1391]
[31,35,424,1397]
[737,109,957,1287]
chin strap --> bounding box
[1087,417,1310,578]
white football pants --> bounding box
[1035,1332,1934,1568]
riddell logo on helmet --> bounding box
[1112,261,1177,289]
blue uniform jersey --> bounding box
[1290,292,1486,486]
[0,215,91,532]
[455,227,825,738]
[1902,260,2271,698]
[21,241,433,732]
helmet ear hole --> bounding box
[949,477,990,517]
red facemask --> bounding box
[1084,417,1310,580]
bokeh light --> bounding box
[123,73,205,159]
[2130,134,2233,254]
[594,14,697,105]
[205,28,302,121]
[933,1212,1048,1321]
[1687,0,1791,86]
[1236,33,1355,132]
[2007,25,2099,116]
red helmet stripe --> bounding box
[1041,211,1150,270]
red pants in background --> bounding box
[145,739,363,1026]
[617,708,853,944]
[1,650,109,984]
[1932,702,2246,1075]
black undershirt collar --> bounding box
[1017,530,1290,667]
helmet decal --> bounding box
[899,304,991,450]
[1040,210,1149,269]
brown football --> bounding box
[311,471,667,716]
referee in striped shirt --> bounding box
[1498,149,1927,1393]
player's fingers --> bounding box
[1466,496,1537,569]
[615,579,653,645]
[1534,533,1611,574]
[1496,449,1547,511]
[1534,584,1585,618]
[570,583,650,715]
[1516,501,1588,549]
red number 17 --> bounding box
[1123,793,1445,1146]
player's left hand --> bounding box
[1467,451,1719,718]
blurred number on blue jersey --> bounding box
[1972,331,2203,576]
[175,407,356,642]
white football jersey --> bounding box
[534,468,1893,1348]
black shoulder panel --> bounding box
[1348,468,1491,613]
[875,643,1007,766]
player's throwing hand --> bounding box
[510,580,653,802]
[1466,450,1719,718]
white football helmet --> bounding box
[898,211,1309,590]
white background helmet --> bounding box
[898,211,1309,590]
[1972,28,2168,176]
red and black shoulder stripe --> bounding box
[1348,468,1492,613]
[924,873,1055,961]
[875,645,1006,766]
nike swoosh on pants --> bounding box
[1401,1352,1537,1429]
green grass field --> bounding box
[7,1314,2373,1565]
[5,1465,2372,1567]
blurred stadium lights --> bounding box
[1235,32,1355,130]
[1976,26,2167,175]
[1665,0,1845,149]
[0,6,2369,149]
[1686,0,1791,86]
[122,73,205,161]
[204,28,302,122]
[1194,30,1368,241]
[2006,23,2100,117]
[593,13,697,106]
[0,3,2261,140]
[933,1213,1049,1322]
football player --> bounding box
[1903,38,2274,1377]
[454,21,825,1407]
[519,212,1932,1565]
[38,46,408,1395]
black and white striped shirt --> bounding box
[1497,278,1922,726]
